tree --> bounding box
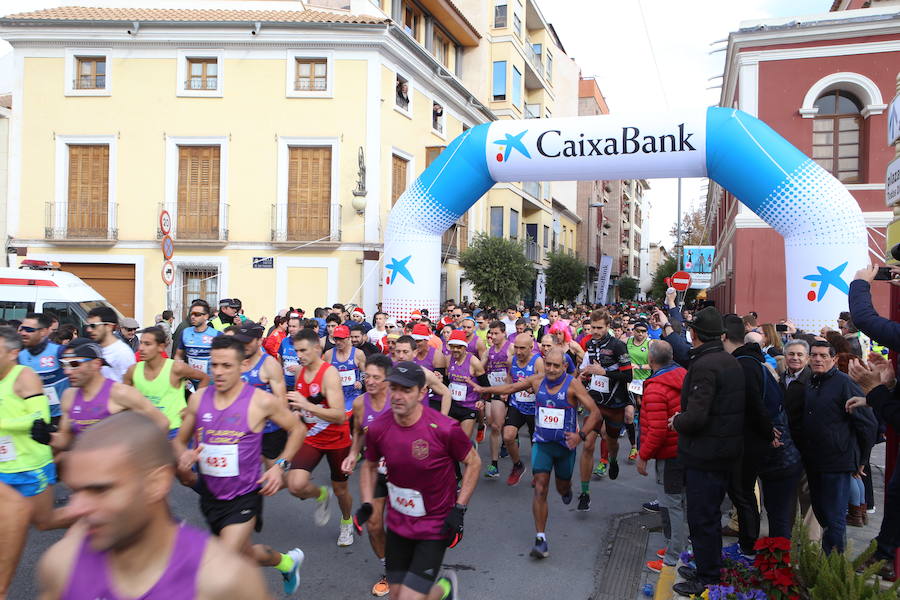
[669,206,707,247]
[545,250,586,305]
[649,255,698,303]
[617,275,639,301]
[459,233,534,308]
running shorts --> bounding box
[503,405,535,437]
[199,488,264,536]
[448,402,477,423]
[590,406,626,435]
[531,442,576,481]
[0,462,56,497]
[291,444,351,482]
[262,428,288,460]
[385,530,448,595]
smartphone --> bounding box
[776,323,788,332]
[874,266,897,281]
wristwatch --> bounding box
[275,458,292,472]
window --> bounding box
[511,66,522,108]
[287,147,332,240]
[187,58,218,90]
[75,56,105,89]
[492,61,507,101]
[494,0,508,28]
[490,206,504,237]
[543,225,549,248]
[67,145,109,238]
[0,301,33,321]
[401,1,422,42]
[509,208,519,240]
[513,13,522,38]
[426,146,444,167]
[177,146,221,239]
[432,102,444,133]
[392,155,409,206]
[812,90,862,183]
[181,268,219,317]
[546,50,553,80]
[396,74,410,111]
[295,58,327,91]
[433,29,451,68]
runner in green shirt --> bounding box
[624,321,652,462]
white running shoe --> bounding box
[314,487,333,527]
[337,522,354,546]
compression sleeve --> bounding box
[1,394,51,431]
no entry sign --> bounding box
[671,271,692,292]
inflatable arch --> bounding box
[383,107,866,331]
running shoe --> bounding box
[371,575,389,597]
[561,489,573,505]
[642,500,660,512]
[337,522,354,546]
[592,460,607,478]
[628,447,638,462]
[530,537,549,559]
[645,559,663,573]
[476,425,485,443]
[282,547,305,596]
[499,443,509,459]
[507,463,525,486]
[484,465,499,479]
[577,493,590,512]
[313,487,333,527]
[608,460,620,480]
[436,568,459,599]
[656,547,666,559]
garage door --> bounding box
[59,263,135,317]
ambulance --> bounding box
[0,260,123,331]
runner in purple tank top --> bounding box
[355,361,481,600]
[459,317,486,361]
[446,330,487,439]
[341,353,393,597]
[49,340,169,451]
[411,323,447,413]
[39,411,269,599]
[391,336,452,415]
[483,320,514,479]
[174,335,307,596]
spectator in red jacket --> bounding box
[636,340,688,572]
[262,315,288,358]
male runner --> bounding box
[446,330,487,438]
[0,480,31,599]
[327,325,366,415]
[624,320,652,462]
[321,314,342,353]
[0,326,74,598]
[124,326,208,439]
[175,302,223,383]
[175,335,306,596]
[85,307,135,382]
[356,362,480,600]
[483,320,513,478]
[284,328,355,546]
[459,317,486,361]
[476,349,600,558]
[42,339,169,450]
[38,411,270,599]
[341,353,393,597]
[391,336,452,415]
[18,313,68,423]
[501,333,544,485]
[367,312,389,347]
[474,313,489,346]
[577,310,633,510]
[278,315,303,390]
[412,324,448,371]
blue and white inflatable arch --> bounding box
[383,107,866,330]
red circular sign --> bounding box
[159,210,172,236]
[671,271,692,292]
[161,260,175,286]
[161,235,175,260]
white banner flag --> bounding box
[596,255,613,305]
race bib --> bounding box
[188,357,208,372]
[0,436,16,463]
[538,407,565,430]
[516,390,535,403]
[488,371,506,386]
[628,379,644,395]
[377,457,387,475]
[198,444,239,478]
[339,369,357,387]
[387,482,426,517]
[43,386,60,407]
[302,409,324,425]
[449,382,467,403]
[283,359,298,376]
[590,375,610,393]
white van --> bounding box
[0,260,123,332]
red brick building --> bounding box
[705,0,898,323]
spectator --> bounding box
[636,340,687,573]
[262,315,288,358]
[350,324,379,358]
[838,311,864,358]
[155,310,174,355]
[671,307,745,597]
[760,323,784,357]
[115,318,140,353]
[172,299,209,356]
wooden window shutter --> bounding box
[288,146,331,240]
[177,146,220,239]
[67,145,108,237]
[391,155,408,206]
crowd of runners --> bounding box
[1,272,899,598]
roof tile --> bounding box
[1,6,389,25]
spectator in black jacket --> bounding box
[671,307,745,597]
[786,340,877,555]
[780,339,811,391]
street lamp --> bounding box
[587,201,604,303]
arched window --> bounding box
[812,90,862,183]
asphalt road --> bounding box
[9,432,658,599]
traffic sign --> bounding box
[671,271,692,292]
[889,94,900,146]
[161,260,175,286]
[159,210,172,236]
[161,235,175,260]
[887,156,900,207]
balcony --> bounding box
[45,202,118,244]
[523,180,541,201]
[158,202,229,246]
[524,103,541,119]
[441,223,468,258]
[524,238,540,262]
[270,203,341,245]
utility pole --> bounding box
[676,177,682,270]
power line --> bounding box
[637,0,668,109]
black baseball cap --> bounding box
[386,361,426,388]
[63,338,110,365]
[232,321,264,342]
[219,298,241,309]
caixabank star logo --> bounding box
[493,130,531,162]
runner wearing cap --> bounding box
[348,307,372,334]
[624,320,652,463]
[390,336,452,415]
[175,303,223,386]
[446,330,487,439]
[474,348,600,559]
[285,328,356,547]
[124,326,208,440]
[482,321,514,478]
[35,339,169,451]
[327,325,366,415]
[341,353,393,597]
[355,361,481,600]
[174,335,306,596]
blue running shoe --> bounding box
[282,548,305,596]
[530,537,549,559]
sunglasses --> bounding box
[123,327,137,332]
[190,312,208,318]
[60,357,92,369]
[84,322,115,329]
[17,325,40,333]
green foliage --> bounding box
[545,250,586,305]
[649,256,678,301]
[459,233,534,308]
[617,275,639,301]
